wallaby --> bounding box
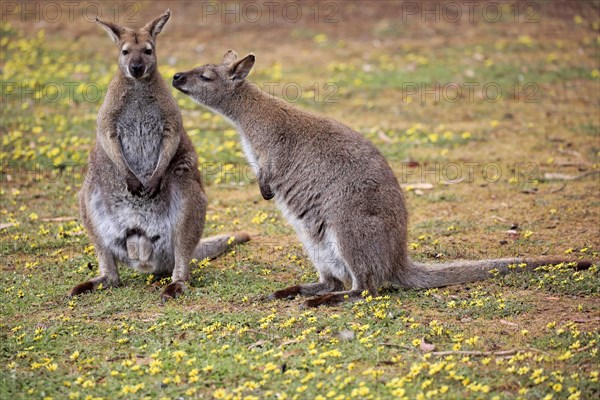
[172,50,592,307]
[69,12,249,301]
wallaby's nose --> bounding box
[172,73,186,87]
[130,64,144,77]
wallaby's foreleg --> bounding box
[143,124,181,198]
[268,275,344,300]
[97,127,143,196]
[69,247,121,297]
[258,169,274,200]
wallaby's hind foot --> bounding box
[68,276,121,297]
[302,289,376,308]
[161,281,186,302]
[268,278,345,301]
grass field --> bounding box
[1,1,599,399]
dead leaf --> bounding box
[544,172,579,181]
[506,230,520,240]
[282,349,303,358]
[338,329,355,341]
[135,355,153,365]
[377,131,393,144]
[248,340,268,350]
[499,319,518,328]
[544,171,598,181]
[0,222,15,231]
[420,339,435,353]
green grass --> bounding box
[1,3,600,400]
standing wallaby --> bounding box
[69,13,249,301]
[172,50,592,307]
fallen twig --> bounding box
[573,317,600,324]
[430,347,551,357]
[430,349,518,357]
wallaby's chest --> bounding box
[116,99,163,182]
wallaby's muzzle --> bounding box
[129,62,146,79]
[172,73,188,92]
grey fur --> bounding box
[173,50,591,307]
[70,14,249,301]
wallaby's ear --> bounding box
[222,50,238,65]
[96,17,125,43]
[229,54,255,81]
[142,9,171,39]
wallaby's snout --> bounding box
[96,9,171,81]
[129,61,145,78]
[172,72,188,90]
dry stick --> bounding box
[573,317,600,323]
[574,344,596,353]
[430,349,519,357]
[430,347,550,357]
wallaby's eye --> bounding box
[200,75,212,82]
[121,49,129,56]
[144,49,153,55]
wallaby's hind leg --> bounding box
[69,246,121,297]
[161,183,206,302]
[268,274,344,300]
[302,234,381,307]
[268,234,347,301]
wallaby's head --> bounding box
[96,10,171,80]
[172,50,255,108]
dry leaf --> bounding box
[420,339,435,353]
[338,329,355,341]
[0,223,15,231]
[248,339,268,350]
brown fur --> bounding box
[69,13,249,300]
[173,50,593,307]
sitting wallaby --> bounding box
[172,50,592,307]
[69,12,249,301]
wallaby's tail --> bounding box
[194,232,251,260]
[400,257,593,289]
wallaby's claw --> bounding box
[126,173,143,196]
[259,184,274,201]
[143,175,162,198]
[161,281,186,302]
[68,281,95,297]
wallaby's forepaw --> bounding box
[161,281,186,302]
[259,183,274,200]
[126,173,144,196]
[143,175,162,198]
[68,281,95,297]
[267,285,301,301]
